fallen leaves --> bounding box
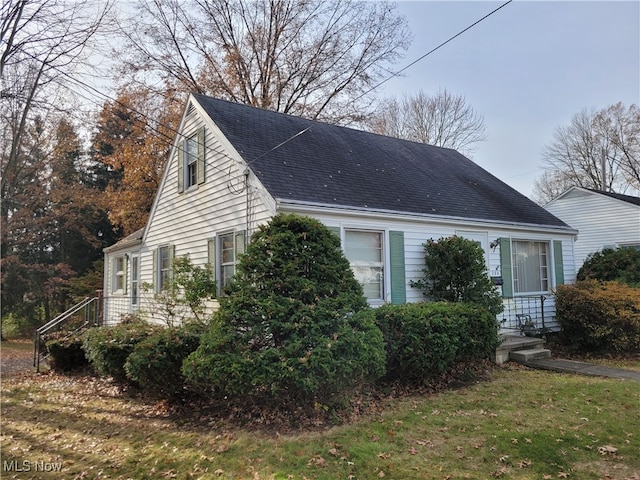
[598,445,618,456]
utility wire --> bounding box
[353,0,513,104]
[15,0,514,174]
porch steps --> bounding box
[509,348,552,363]
[494,335,548,365]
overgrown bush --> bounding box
[555,280,640,354]
[144,256,216,326]
[183,214,385,407]
[124,323,205,399]
[373,302,501,386]
[83,319,160,383]
[577,247,640,286]
[411,236,503,316]
[45,331,88,372]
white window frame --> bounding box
[112,255,126,293]
[512,240,550,295]
[185,133,198,189]
[215,231,245,295]
[158,246,171,292]
[344,228,385,304]
[219,232,235,293]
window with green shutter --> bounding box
[389,231,406,304]
[178,126,205,192]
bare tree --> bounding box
[1,0,114,218]
[533,103,639,204]
[1,0,114,336]
[116,0,411,124]
[369,89,487,155]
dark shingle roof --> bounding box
[103,228,144,253]
[586,188,640,207]
[195,94,569,228]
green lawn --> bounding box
[1,364,639,479]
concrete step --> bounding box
[510,348,552,363]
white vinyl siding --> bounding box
[545,188,640,270]
[139,99,273,312]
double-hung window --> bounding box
[512,240,549,294]
[156,245,173,292]
[130,255,139,306]
[208,231,245,294]
[185,134,198,188]
[177,126,205,192]
[344,229,384,302]
[112,256,126,293]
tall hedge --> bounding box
[183,214,385,406]
[577,247,640,286]
[556,280,640,353]
[373,302,500,386]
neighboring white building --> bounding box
[545,187,640,271]
[104,94,578,333]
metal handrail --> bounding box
[33,296,101,372]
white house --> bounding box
[545,187,640,271]
[103,94,578,334]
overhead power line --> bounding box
[16,0,514,169]
[354,0,513,103]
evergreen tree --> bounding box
[411,236,504,316]
[183,214,385,406]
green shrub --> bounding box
[183,214,385,406]
[83,320,160,383]
[45,331,88,372]
[124,323,205,399]
[373,302,500,386]
[555,280,640,353]
[411,236,503,316]
[577,247,640,286]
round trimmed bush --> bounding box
[124,323,205,399]
[82,319,160,383]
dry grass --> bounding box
[1,361,639,479]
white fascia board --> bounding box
[277,199,579,236]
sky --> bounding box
[378,1,640,198]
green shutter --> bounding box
[553,240,565,286]
[152,249,158,293]
[235,230,246,256]
[207,238,216,282]
[389,231,406,304]
[177,144,184,193]
[197,126,205,185]
[499,237,513,298]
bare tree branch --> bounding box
[533,103,639,203]
[368,89,487,155]
[115,0,411,124]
